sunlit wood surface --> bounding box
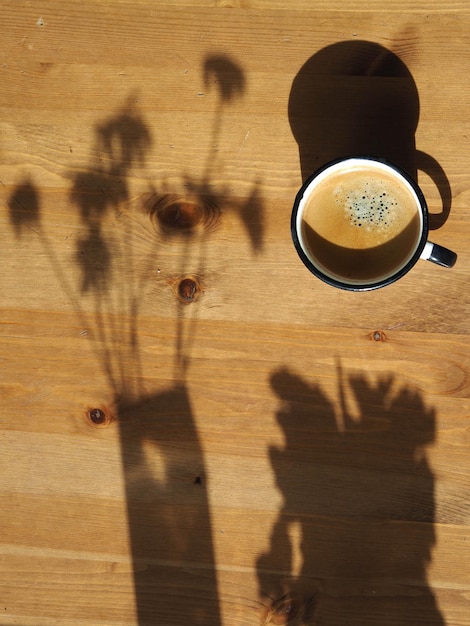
[1,1,469,625]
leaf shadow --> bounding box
[258,365,446,625]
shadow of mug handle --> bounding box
[416,150,457,268]
[416,150,452,230]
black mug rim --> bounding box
[291,156,430,292]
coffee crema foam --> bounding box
[341,183,401,236]
[300,164,422,282]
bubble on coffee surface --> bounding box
[335,182,400,232]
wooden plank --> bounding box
[1,1,469,625]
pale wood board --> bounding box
[1,2,469,625]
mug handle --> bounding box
[416,150,457,268]
[420,241,457,268]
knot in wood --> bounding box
[87,407,112,427]
[264,593,305,625]
[148,193,220,236]
[175,275,202,304]
[160,199,202,231]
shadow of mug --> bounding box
[288,40,451,230]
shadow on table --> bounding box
[288,40,451,230]
[117,385,221,625]
[257,365,445,625]
[7,53,264,626]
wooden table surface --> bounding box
[1,1,469,624]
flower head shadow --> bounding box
[8,178,41,238]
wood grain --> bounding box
[1,1,469,625]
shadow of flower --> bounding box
[7,178,41,237]
[203,53,246,102]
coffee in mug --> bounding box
[291,157,457,291]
